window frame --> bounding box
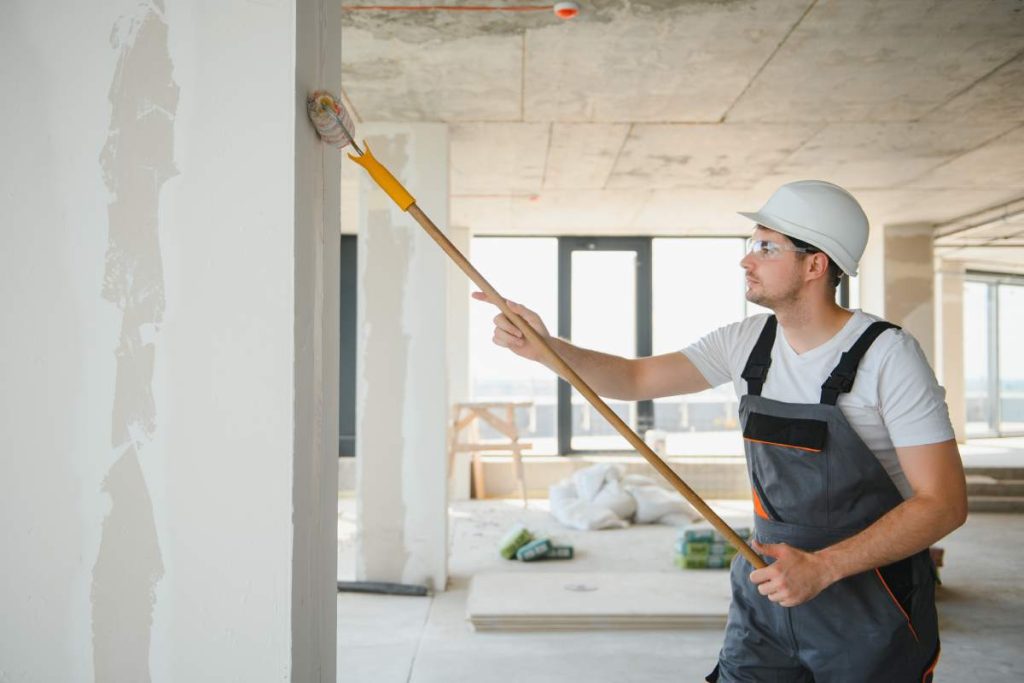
[558,236,653,455]
[965,270,1024,438]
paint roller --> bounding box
[306,91,766,570]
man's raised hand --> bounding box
[471,291,551,363]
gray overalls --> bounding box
[707,316,942,682]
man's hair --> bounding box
[787,236,843,289]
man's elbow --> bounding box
[936,489,968,534]
[918,490,967,537]
[948,491,969,530]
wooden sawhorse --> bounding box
[449,401,533,507]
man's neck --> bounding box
[774,298,853,355]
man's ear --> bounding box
[805,252,829,281]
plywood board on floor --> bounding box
[467,571,731,631]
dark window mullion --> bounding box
[557,237,652,455]
[636,239,654,435]
[557,240,573,456]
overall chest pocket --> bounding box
[744,412,830,524]
[743,412,827,452]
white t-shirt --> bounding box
[681,310,955,499]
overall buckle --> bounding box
[822,370,856,394]
[742,363,770,381]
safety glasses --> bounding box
[745,238,816,260]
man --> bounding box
[473,180,966,682]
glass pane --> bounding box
[470,238,558,454]
[964,281,993,437]
[652,239,746,455]
[998,284,1024,434]
[570,250,636,451]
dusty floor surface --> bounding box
[338,498,1024,682]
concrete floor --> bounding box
[337,497,1024,682]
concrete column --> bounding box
[447,226,472,412]
[936,260,968,442]
[292,0,342,678]
[447,226,473,501]
[884,222,936,365]
[858,222,886,317]
[0,1,339,679]
[356,123,450,591]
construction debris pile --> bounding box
[549,463,700,530]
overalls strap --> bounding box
[740,315,777,396]
[819,321,900,405]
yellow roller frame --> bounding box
[348,141,416,211]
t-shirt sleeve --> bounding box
[876,331,956,448]
[680,319,749,389]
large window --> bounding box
[469,238,559,452]
[964,280,993,436]
[470,235,760,455]
[964,273,1024,437]
[652,239,746,454]
[559,238,651,453]
[999,284,1024,433]
[343,234,865,457]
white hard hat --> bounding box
[738,180,868,276]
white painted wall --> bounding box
[355,123,450,591]
[0,1,339,680]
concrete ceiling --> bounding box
[340,0,1024,266]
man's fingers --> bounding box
[749,567,771,584]
[754,575,789,602]
[752,540,784,559]
[493,313,524,338]
[473,291,537,324]
[474,291,546,346]
[473,290,516,310]
[494,329,525,349]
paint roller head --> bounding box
[306,90,357,150]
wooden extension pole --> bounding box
[406,203,765,569]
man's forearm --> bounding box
[541,337,638,400]
[816,494,965,583]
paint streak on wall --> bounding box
[92,1,177,679]
[91,447,163,682]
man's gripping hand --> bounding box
[471,291,551,363]
[748,540,838,608]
